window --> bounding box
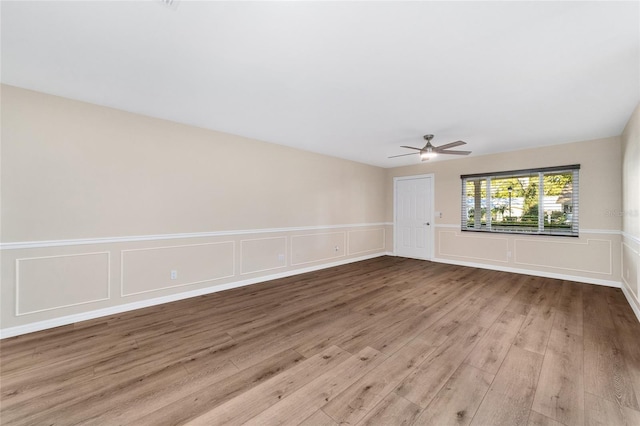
[461,165,580,236]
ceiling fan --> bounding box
[389,134,471,161]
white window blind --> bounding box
[461,165,579,236]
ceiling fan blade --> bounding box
[388,152,420,158]
[400,145,423,151]
[438,150,472,155]
[434,140,466,150]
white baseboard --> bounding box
[0,252,388,339]
[429,257,622,288]
[621,282,640,323]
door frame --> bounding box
[393,173,435,260]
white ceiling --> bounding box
[2,1,639,168]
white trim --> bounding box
[622,231,640,245]
[434,224,460,229]
[621,241,639,323]
[431,256,621,288]
[580,229,620,235]
[16,252,111,316]
[620,283,640,323]
[0,252,387,339]
[622,240,639,257]
[393,174,435,260]
[0,223,393,250]
[120,241,236,297]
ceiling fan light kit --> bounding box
[389,134,472,161]
[420,148,437,161]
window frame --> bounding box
[461,164,580,237]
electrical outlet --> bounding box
[278,254,285,262]
[507,251,512,258]
[170,270,178,280]
[334,246,340,252]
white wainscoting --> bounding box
[291,232,347,266]
[1,223,392,338]
[348,228,385,255]
[621,236,640,320]
[438,230,510,263]
[431,226,624,291]
[514,238,612,275]
[1,252,392,339]
[120,242,236,297]
[16,252,110,315]
[240,236,287,275]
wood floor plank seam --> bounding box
[526,309,557,415]
[465,356,504,426]
[318,407,339,424]
[465,323,550,424]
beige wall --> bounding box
[1,85,386,242]
[386,137,623,286]
[0,85,390,335]
[621,102,640,316]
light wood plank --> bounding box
[583,284,615,329]
[7,361,191,425]
[136,349,305,425]
[471,346,544,426]
[244,347,387,426]
[527,410,565,426]
[77,360,239,425]
[514,304,555,355]
[584,324,640,410]
[584,392,640,426]
[609,300,640,404]
[465,310,526,374]
[299,409,338,426]
[552,281,583,336]
[356,392,422,426]
[184,345,350,425]
[532,329,584,426]
[322,335,437,425]
[415,363,494,426]
[395,324,485,408]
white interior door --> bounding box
[395,176,433,260]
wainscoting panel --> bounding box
[348,228,385,255]
[121,242,235,296]
[622,241,639,298]
[16,252,110,315]
[291,232,346,266]
[240,237,287,275]
[514,238,612,275]
[438,230,509,263]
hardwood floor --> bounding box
[1,256,639,425]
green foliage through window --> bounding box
[461,165,579,236]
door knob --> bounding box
[424,222,430,226]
